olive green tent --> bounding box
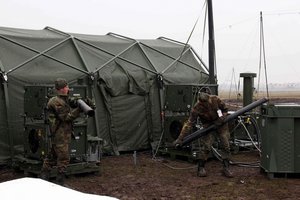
[0,26,209,162]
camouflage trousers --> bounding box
[41,143,69,174]
[197,123,231,160]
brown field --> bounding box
[219,90,300,99]
[219,90,300,107]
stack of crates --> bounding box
[260,104,300,178]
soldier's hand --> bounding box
[85,98,96,110]
[219,115,226,122]
[69,97,78,108]
[173,138,183,148]
[214,117,224,126]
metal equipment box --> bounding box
[24,123,87,161]
[164,84,218,111]
[260,104,300,177]
[163,113,189,144]
[164,85,197,112]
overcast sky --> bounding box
[1,0,300,85]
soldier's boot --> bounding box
[39,170,50,181]
[222,159,234,178]
[56,172,65,186]
[197,159,207,177]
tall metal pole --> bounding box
[207,0,216,84]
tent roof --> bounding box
[0,26,209,84]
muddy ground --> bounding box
[1,149,300,199]
[1,97,300,199]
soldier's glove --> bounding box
[214,116,226,126]
[69,97,79,108]
[85,98,96,110]
[173,138,183,148]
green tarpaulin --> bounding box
[0,26,209,162]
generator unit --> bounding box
[160,84,218,161]
[23,123,88,161]
[163,85,200,145]
[19,85,101,176]
[163,111,189,144]
[260,104,300,178]
[164,85,198,112]
[163,85,219,144]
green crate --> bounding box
[260,104,300,176]
[261,104,300,117]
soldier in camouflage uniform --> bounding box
[40,78,81,185]
[174,88,233,178]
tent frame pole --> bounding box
[106,33,205,74]
[140,42,206,72]
[74,38,157,75]
[0,35,89,75]
[0,61,14,163]
[2,81,13,162]
[161,47,192,74]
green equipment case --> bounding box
[260,104,300,178]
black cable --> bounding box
[178,0,207,60]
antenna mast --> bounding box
[207,0,216,84]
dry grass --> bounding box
[219,91,300,101]
[219,90,300,111]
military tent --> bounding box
[0,26,209,162]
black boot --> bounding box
[222,159,234,178]
[197,159,207,177]
[56,172,65,186]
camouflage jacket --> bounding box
[178,95,228,140]
[47,94,80,144]
[189,95,228,126]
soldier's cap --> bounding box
[55,78,68,90]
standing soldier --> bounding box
[173,88,233,178]
[40,78,81,185]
